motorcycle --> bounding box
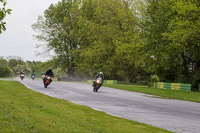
[20,74,25,80]
[93,77,103,92]
[31,75,35,80]
[43,75,52,88]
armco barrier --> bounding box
[171,83,180,90]
[180,83,191,91]
[87,80,118,85]
[87,80,93,84]
[157,82,164,89]
[164,83,171,90]
[104,80,118,85]
[154,82,191,91]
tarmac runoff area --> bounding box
[18,79,200,133]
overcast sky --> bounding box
[0,0,60,62]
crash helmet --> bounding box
[99,72,103,75]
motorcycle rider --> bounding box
[31,73,35,80]
[20,71,25,75]
[20,71,25,80]
[43,69,54,83]
[92,72,104,86]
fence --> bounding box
[154,82,191,91]
[87,80,118,85]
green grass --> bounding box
[0,80,171,133]
[103,84,200,103]
[0,77,15,79]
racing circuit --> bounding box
[20,80,200,133]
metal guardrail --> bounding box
[87,80,118,85]
[154,82,191,91]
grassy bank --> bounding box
[103,84,200,103]
[0,80,171,133]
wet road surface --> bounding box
[20,80,200,133]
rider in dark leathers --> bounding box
[92,72,104,86]
[20,71,25,75]
[19,72,25,80]
[31,73,35,80]
[43,69,54,83]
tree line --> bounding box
[0,56,60,78]
[30,0,200,89]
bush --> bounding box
[147,75,160,87]
[0,67,13,77]
[151,75,160,82]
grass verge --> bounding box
[103,84,200,103]
[0,80,171,133]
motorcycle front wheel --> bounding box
[93,87,96,92]
[95,87,99,92]
[93,85,99,92]
[44,84,47,88]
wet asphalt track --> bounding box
[19,79,200,133]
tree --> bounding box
[145,0,200,88]
[7,56,27,76]
[32,0,81,75]
[162,0,200,88]
[74,0,146,83]
[0,57,13,77]
[32,0,147,82]
[0,0,11,33]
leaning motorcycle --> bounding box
[20,74,25,80]
[93,77,103,92]
[43,75,52,88]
